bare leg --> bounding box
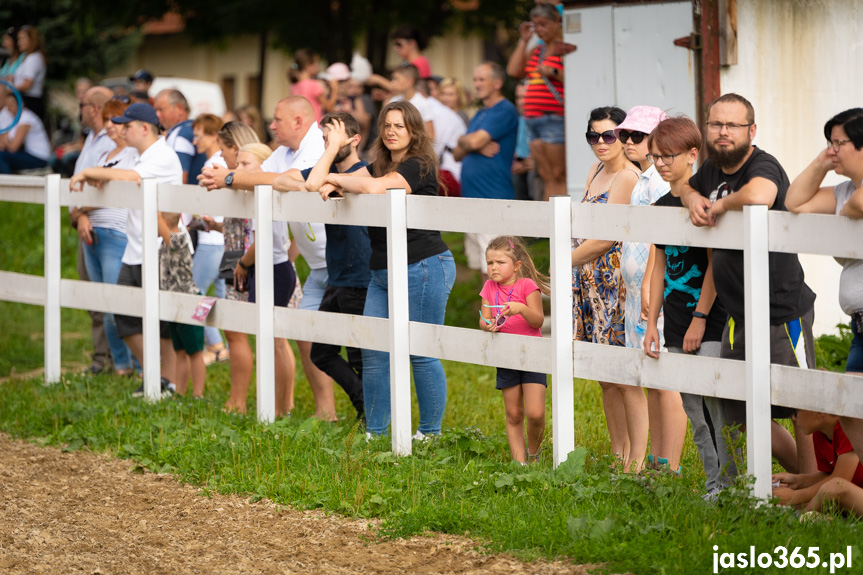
[599,381,630,464]
[523,383,547,459]
[274,338,293,417]
[646,388,662,466]
[772,419,799,473]
[296,339,333,417]
[124,334,176,384]
[657,389,688,471]
[542,142,567,199]
[619,384,649,473]
[189,351,206,398]
[501,385,526,462]
[224,330,252,414]
[806,476,863,515]
[794,418,817,474]
[174,350,190,396]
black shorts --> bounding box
[114,263,170,340]
[496,367,547,390]
[248,261,297,308]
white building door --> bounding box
[563,1,696,196]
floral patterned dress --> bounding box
[572,163,629,346]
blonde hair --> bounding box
[485,236,550,295]
[239,143,273,165]
[439,77,467,111]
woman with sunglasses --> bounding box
[614,106,688,474]
[572,106,643,472]
[320,100,455,439]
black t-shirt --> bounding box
[654,192,727,347]
[689,147,815,325]
[367,158,450,270]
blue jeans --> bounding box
[82,227,133,370]
[362,251,456,435]
[0,150,48,174]
[193,243,226,347]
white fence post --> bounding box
[387,189,411,456]
[141,178,161,401]
[744,205,772,499]
[43,174,61,384]
[255,185,276,423]
[550,196,575,467]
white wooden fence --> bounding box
[1,173,862,500]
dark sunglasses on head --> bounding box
[585,130,618,146]
[111,94,131,104]
[618,130,647,144]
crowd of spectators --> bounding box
[4,4,863,517]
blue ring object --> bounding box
[0,79,23,135]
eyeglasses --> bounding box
[706,122,752,132]
[585,130,617,145]
[827,139,853,152]
[618,130,647,144]
[479,305,508,328]
[646,152,682,166]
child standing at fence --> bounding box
[159,212,206,398]
[479,236,550,463]
[642,116,736,495]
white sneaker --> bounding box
[412,431,430,442]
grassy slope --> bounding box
[1,203,860,574]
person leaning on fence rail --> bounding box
[318,100,456,439]
[615,106,690,475]
[785,107,863,467]
[642,116,737,498]
[200,96,331,418]
[74,95,138,378]
[572,106,644,473]
[272,112,372,422]
[70,102,184,398]
[68,87,118,376]
[678,93,817,475]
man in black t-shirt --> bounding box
[680,93,817,474]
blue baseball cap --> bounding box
[111,103,160,127]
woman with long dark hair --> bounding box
[320,100,456,439]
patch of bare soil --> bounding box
[0,435,591,574]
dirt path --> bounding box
[0,435,591,574]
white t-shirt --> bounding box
[85,146,140,233]
[288,222,327,269]
[74,129,117,174]
[260,123,326,265]
[14,52,46,97]
[122,138,184,265]
[8,108,50,160]
[196,151,227,246]
[428,97,466,181]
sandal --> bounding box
[526,447,543,464]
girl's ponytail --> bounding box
[486,236,550,295]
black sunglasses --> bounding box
[585,130,617,145]
[618,130,647,144]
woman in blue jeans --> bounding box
[75,98,137,374]
[321,101,456,438]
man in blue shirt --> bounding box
[453,61,519,271]
[273,112,371,421]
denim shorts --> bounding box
[847,328,863,373]
[299,268,329,311]
[525,114,565,145]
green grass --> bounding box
[2,203,861,573]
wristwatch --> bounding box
[692,311,708,319]
[238,259,249,271]
[225,172,234,188]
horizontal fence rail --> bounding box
[2,174,863,499]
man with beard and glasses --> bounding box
[679,93,817,475]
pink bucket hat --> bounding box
[614,106,669,136]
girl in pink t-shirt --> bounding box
[288,49,337,122]
[479,236,550,464]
